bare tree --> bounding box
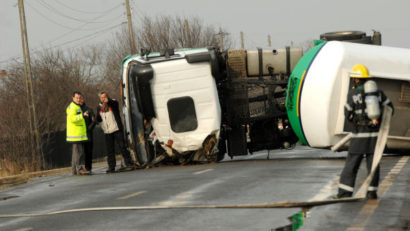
[136,15,231,51]
[0,47,104,176]
[99,15,232,96]
[0,14,233,176]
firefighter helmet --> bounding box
[349,64,371,78]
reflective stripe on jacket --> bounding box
[344,86,393,154]
[66,101,88,142]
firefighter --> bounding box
[337,64,393,199]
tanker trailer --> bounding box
[286,40,410,152]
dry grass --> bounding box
[0,157,41,178]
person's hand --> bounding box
[83,111,89,117]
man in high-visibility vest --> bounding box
[66,91,90,175]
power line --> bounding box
[36,0,121,24]
[35,23,125,53]
[131,2,146,21]
[53,23,126,50]
[0,4,125,65]
[26,1,123,31]
[54,0,121,14]
[0,23,124,65]
[25,1,86,31]
[2,2,125,65]
[43,4,125,46]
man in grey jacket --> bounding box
[96,92,135,173]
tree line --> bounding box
[0,15,232,177]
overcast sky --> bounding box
[1,0,410,69]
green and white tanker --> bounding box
[286,41,410,152]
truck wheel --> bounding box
[320,31,365,41]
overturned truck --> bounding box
[121,47,303,165]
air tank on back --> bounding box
[364,80,381,123]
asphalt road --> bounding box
[0,146,408,231]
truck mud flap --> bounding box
[227,125,248,156]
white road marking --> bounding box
[308,177,339,201]
[157,179,223,206]
[346,156,409,231]
[157,201,189,206]
[193,168,214,175]
[117,191,146,200]
[175,194,192,199]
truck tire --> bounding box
[320,31,366,41]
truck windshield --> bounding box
[167,96,198,133]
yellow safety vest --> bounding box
[66,102,88,142]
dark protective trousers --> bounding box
[338,152,380,197]
[84,141,93,171]
[105,130,133,169]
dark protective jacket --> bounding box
[80,103,96,141]
[96,98,124,134]
[344,84,393,154]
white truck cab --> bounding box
[122,48,222,164]
[122,46,303,165]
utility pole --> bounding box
[125,0,137,54]
[240,31,244,49]
[219,28,224,51]
[18,0,45,169]
[184,19,192,48]
[268,34,272,47]
[217,28,228,51]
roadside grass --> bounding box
[0,158,41,178]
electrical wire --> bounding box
[54,0,122,14]
[43,5,125,47]
[26,1,124,32]
[131,2,147,22]
[61,23,127,51]
[35,23,125,53]
[36,0,121,24]
[0,23,124,65]
[0,3,125,65]
[25,1,89,31]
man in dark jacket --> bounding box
[96,92,135,173]
[79,95,96,173]
[337,64,393,199]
